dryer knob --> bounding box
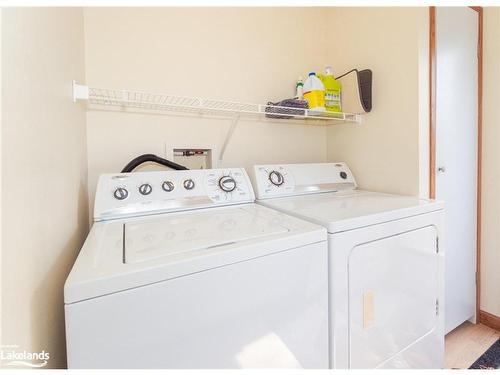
[219,176,237,192]
[113,187,129,200]
[269,170,285,186]
[183,179,195,190]
[162,180,175,192]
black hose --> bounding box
[121,154,189,173]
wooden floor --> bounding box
[445,321,500,369]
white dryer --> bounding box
[250,162,445,369]
[64,168,329,369]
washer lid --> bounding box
[258,190,444,233]
[64,204,326,304]
[124,207,289,264]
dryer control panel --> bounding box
[94,168,255,221]
[251,162,357,199]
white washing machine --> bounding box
[64,168,329,369]
[250,162,445,369]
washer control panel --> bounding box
[251,162,357,199]
[94,168,255,221]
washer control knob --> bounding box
[139,183,152,195]
[218,176,237,192]
[340,171,348,179]
[269,170,285,186]
[183,179,195,190]
[162,180,175,192]
[113,187,129,200]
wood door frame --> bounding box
[429,6,483,323]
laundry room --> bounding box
[1,2,500,372]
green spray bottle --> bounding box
[319,66,342,112]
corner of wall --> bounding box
[324,7,426,196]
[1,7,88,368]
[0,7,3,350]
[480,6,500,318]
[418,7,430,199]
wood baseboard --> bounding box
[479,310,500,331]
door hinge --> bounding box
[436,299,439,316]
[436,237,439,253]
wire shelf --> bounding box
[73,82,361,124]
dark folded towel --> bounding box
[265,98,309,119]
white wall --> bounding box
[83,7,331,215]
[1,8,88,368]
[325,7,429,196]
[418,11,430,200]
[480,7,500,318]
[0,7,3,349]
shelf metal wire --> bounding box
[74,82,361,124]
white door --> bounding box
[435,7,478,333]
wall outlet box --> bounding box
[165,144,217,170]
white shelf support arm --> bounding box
[219,114,240,164]
[73,81,89,102]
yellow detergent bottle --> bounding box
[303,72,325,111]
[319,66,342,112]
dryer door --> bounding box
[348,226,439,368]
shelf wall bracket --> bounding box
[219,114,240,163]
[73,81,89,102]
